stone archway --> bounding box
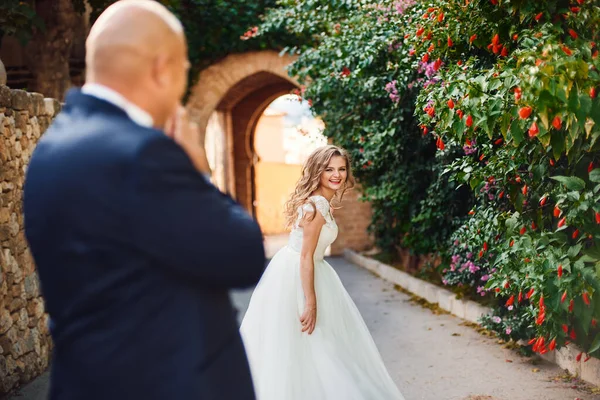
[187,51,297,215]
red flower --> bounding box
[494,138,503,146]
[422,53,430,63]
[535,12,543,21]
[549,338,557,351]
[571,7,580,13]
[409,49,416,56]
[583,292,591,306]
[509,239,514,247]
[591,87,597,98]
[341,67,351,77]
[531,221,537,230]
[558,265,563,278]
[561,290,568,303]
[426,106,435,117]
[469,34,477,44]
[416,27,425,37]
[569,29,578,39]
[554,206,561,218]
[448,37,453,47]
[539,295,545,308]
[526,288,535,299]
[536,311,545,325]
[528,338,537,345]
[572,229,580,239]
[558,217,567,228]
[437,12,444,22]
[577,352,583,362]
[521,185,528,195]
[513,34,519,41]
[585,354,592,362]
[466,115,473,127]
[596,212,600,224]
[447,99,455,109]
[588,162,595,173]
[495,288,501,293]
[433,58,442,71]
[569,299,575,312]
[540,196,548,206]
[518,291,523,303]
[593,319,598,328]
[483,242,489,251]
[550,158,556,166]
[561,46,573,56]
[436,137,445,150]
[562,324,569,333]
[501,46,508,57]
[571,329,577,340]
[514,87,522,102]
[519,106,532,119]
[491,0,498,4]
[528,122,539,137]
[506,295,515,307]
[457,110,464,119]
[520,226,527,235]
[504,281,510,289]
[552,116,562,130]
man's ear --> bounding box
[151,54,170,87]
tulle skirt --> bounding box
[240,246,405,400]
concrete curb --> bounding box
[343,249,600,387]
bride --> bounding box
[240,145,405,400]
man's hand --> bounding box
[166,105,211,175]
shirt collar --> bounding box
[81,83,154,128]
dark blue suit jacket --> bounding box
[23,90,265,400]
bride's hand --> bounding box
[300,305,317,334]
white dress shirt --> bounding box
[82,83,155,128]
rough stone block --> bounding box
[0,86,11,108]
[0,308,12,335]
[10,90,30,111]
[30,93,44,117]
[23,274,39,300]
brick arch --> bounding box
[187,50,298,139]
[186,51,298,215]
[186,50,373,254]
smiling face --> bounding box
[319,155,348,192]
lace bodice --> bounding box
[288,195,338,260]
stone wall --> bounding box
[331,186,374,255]
[0,85,58,394]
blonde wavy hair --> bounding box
[284,145,356,228]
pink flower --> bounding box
[505,328,512,335]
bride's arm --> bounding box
[299,209,326,335]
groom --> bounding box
[23,1,265,399]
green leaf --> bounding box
[550,175,586,191]
[568,244,583,259]
[588,333,600,355]
[590,169,600,183]
[509,121,524,146]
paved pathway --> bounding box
[9,256,600,400]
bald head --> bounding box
[85,0,190,127]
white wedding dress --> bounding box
[240,195,405,400]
